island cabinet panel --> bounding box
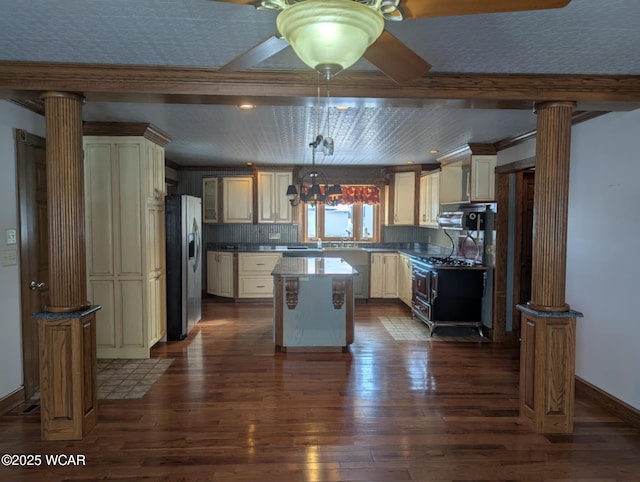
[272,257,356,351]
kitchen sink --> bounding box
[322,246,363,251]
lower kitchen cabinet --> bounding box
[238,253,282,298]
[207,251,235,298]
[370,252,399,298]
[398,253,413,307]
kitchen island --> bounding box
[271,257,357,352]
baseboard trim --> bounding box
[575,376,640,429]
[0,387,25,415]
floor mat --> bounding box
[379,316,486,342]
[97,358,173,400]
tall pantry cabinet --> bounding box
[83,123,171,358]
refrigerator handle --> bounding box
[192,218,201,272]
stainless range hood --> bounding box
[437,212,464,229]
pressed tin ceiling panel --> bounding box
[1,0,639,167]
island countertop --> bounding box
[271,257,358,277]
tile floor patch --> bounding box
[379,316,486,342]
[97,358,173,400]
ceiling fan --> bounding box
[212,0,571,84]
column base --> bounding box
[517,304,582,434]
[44,302,92,314]
[527,300,570,312]
[35,306,100,441]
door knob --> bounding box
[29,281,45,291]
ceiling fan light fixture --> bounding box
[276,0,384,79]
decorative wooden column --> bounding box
[41,91,90,313]
[36,92,99,441]
[518,101,582,434]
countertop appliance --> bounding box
[165,194,202,341]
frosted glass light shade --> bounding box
[277,0,384,78]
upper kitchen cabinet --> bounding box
[390,170,418,225]
[419,170,440,227]
[223,176,253,223]
[202,177,219,223]
[257,170,293,224]
[83,122,172,359]
[438,144,497,204]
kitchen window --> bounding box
[304,185,381,242]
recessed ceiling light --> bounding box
[335,106,350,111]
[407,161,414,164]
[429,149,439,154]
[245,162,254,167]
[238,104,255,110]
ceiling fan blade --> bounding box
[218,35,289,72]
[364,30,431,84]
[207,0,259,5]
[401,0,571,19]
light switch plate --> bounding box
[6,228,17,245]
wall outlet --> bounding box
[268,232,281,240]
[3,248,17,266]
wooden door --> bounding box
[16,129,49,398]
[513,170,535,338]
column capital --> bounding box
[533,100,576,113]
[41,91,85,104]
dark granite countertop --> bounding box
[271,257,359,277]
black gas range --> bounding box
[411,256,486,337]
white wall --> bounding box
[0,101,45,400]
[567,109,640,409]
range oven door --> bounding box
[412,262,430,304]
[412,295,431,323]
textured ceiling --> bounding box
[1,0,639,167]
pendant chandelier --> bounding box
[276,0,384,79]
[286,135,342,206]
[286,85,342,206]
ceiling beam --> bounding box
[0,62,639,111]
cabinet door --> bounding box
[223,177,253,223]
[393,172,415,225]
[427,173,440,226]
[145,141,165,205]
[398,254,412,306]
[370,253,399,298]
[369,253,384,298]
[470,155,496,202]
[218,253,235,297]
[202,177,219,223]
[419,175,429,226]
[257,171,292,223]
[207,251,219,295]
[382,253,399,298]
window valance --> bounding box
[339,185,380,204]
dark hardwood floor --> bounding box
[2,299,640,481]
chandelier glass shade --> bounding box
[276,0,384,79]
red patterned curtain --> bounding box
[339,185,380,204]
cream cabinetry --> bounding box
[202,177,219,223]
[207,251,235,298]
[370,252,399,298]
[398,253,413,307]
[257,171,293,223]
[392,171,416,225]
[83,124,171,358]
[419,171,440,227]
[223,176,253,223]
[238,253,282,298]
[438,144,496,204]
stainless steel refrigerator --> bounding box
[165,194,202,340]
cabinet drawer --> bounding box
[238,253,281,275]
[238,277,274,298]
